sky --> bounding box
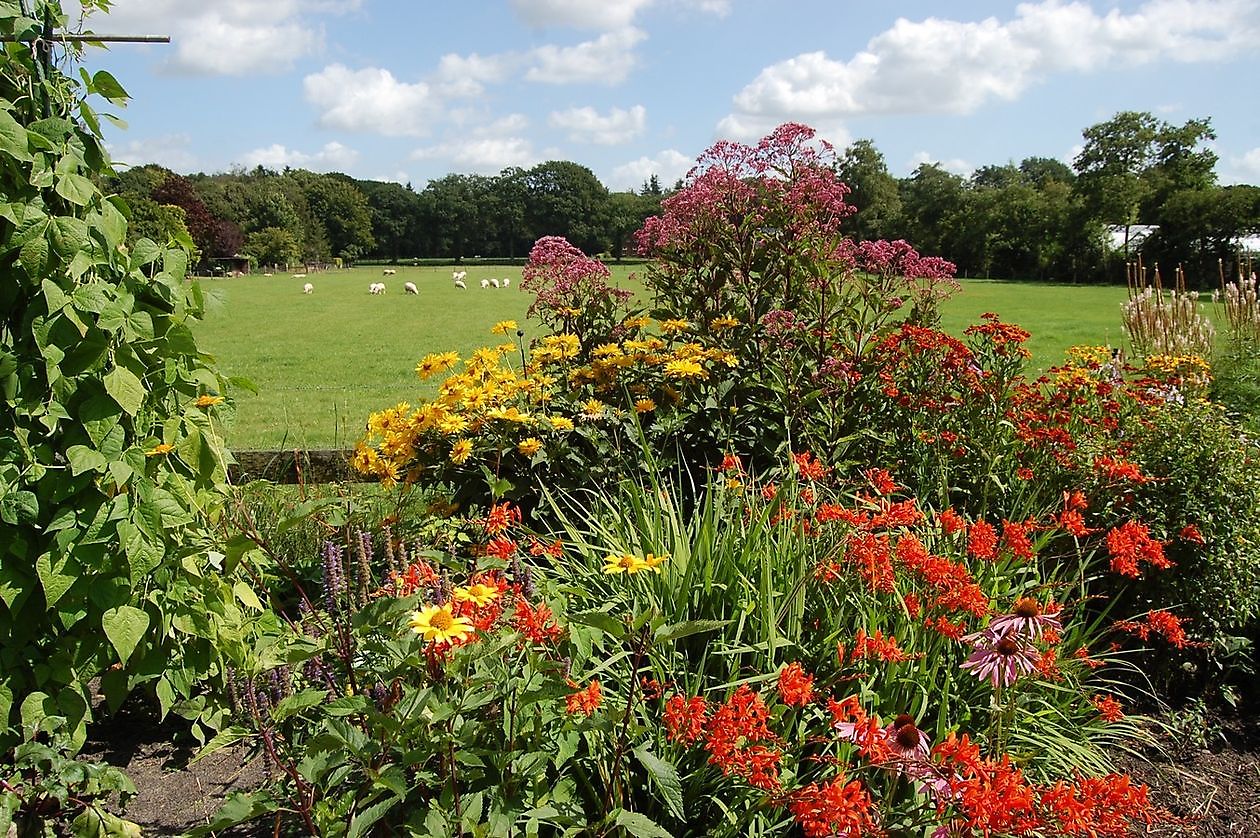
[61,0,1260,192]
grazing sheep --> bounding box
[383,268,397,276]
[502,277,511,287]
[369,282,385,294]
[453,270,467,282]
[490,277,501,288]
[454,279,467,289]
[480,279,490,289]
[404,281,418,294]
[303,282,314,294]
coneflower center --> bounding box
[995,636,1020,656]
[1013,597,1041,618]
[895,723,922,750]
[892,713,916,730]
[429,608,454,631]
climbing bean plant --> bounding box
[0,0,244,749]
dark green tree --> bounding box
[836,139,901,241]
[522,160,611,254]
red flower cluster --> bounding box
[843,628,911,663]
[1105,521,1172,578]
[666,686,782,791]
[1093,455,1151,485]
[967,520,999,561]
[786,773,878,838]
[1091,693,1124,723]
[777,662,816,706]
[1114,609,1190,648]
[565,679,602,716]
[512,597,564,645]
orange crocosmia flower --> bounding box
[848,628,911,663]
[777,662,816,707]
[1178,524,1205,544]
[1114,609,1190,648]
[1093,455,1151,484]
[787,773,878,838]
[702,686,782,791]
[663,694,709,745]
[1091,693,1124,722]
[1002,519,1036,560]
[512,597,563,645]
[484,536,518,561]
[967,520,1000,561]
[1058,508,1094,537]
[565,679,602,716]
[792,450,828,481]
[938,507,967,535]
[863,467,900,496]
[484,502,521,535]
[1105,521,1171,578]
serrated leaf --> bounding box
[653,619,728,643]
[269,689,326,723]
[191,726,254,765]
[613,810,673,838]
[102,604,150,664]
[633,746,685,822]
[104,366,144,415]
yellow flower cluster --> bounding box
[355,310,740,485]
[602,552,669,574]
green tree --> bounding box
[523,160,611,254]
[245,226,302,268]
[294,171,375,261]
[357,178,420,262]
[897,163,970,273]
[836,139,901,241]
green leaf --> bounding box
[36,552,76,607]
[653,619,728,643]
[347,796,400,838]
[91,70,129,103]
[66,444,108,476]
[18,230,49,276]
[570,609,626,639]
[55,172,97,206]
[130,237,161,267]
[613,810,673,838]
[50,215,89,257]
[191,726,255,765]
[104,366,144,415]
[633,746,685,822]
[269,689,325,723]
[102,605,150,665]
[0,107,31,162]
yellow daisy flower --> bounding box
[450,438,473,464]
[453,582,501,607]
[709,315,740,331]
[195,394,224,408]
[491,320,519,335]
[409,604,476,645]
[416,351,460,379]
[145,442,174,457]
[664,359,707,380]
[659,318,691,335]
[603,553,649,574]
[518,437,542,456]
[634,398,656,413]
[548,416,575,432]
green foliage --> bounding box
[1,712,140,837]
[0,0,240,743]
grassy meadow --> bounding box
[195,266,1133,449]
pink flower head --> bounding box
[886,714,931,763]
[960,628,1039,688]
[986,597,1062,642]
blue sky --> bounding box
[68,0,1260,191]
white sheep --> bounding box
[382,268,397,276]
[480,279,490,289]
[454,279,466,289]
[453,270,467,282]
[490,277,501,288]
[369,282,385,294]
[404,281,418,294]
[303,282,314,294]
[502,277,511,287]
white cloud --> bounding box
[511,0,654,29]
[304,64,441,136]
[72,0,363,75]
[608,149,692,191]
[107,133,198,170]
[1236,148,1260,180]
[526,28,646,84]
[549,105,646,144]
[720,0,1260,129]
[411,116,540,173]
[237,141,360,171]
[434,52,517,97]
[906,151,973,177]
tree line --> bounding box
[109,110,1260,285]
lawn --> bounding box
[195,266,1134,449]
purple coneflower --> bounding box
[886,714,931,763]
[986,597,1062,641]
[960,628,1039,688]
